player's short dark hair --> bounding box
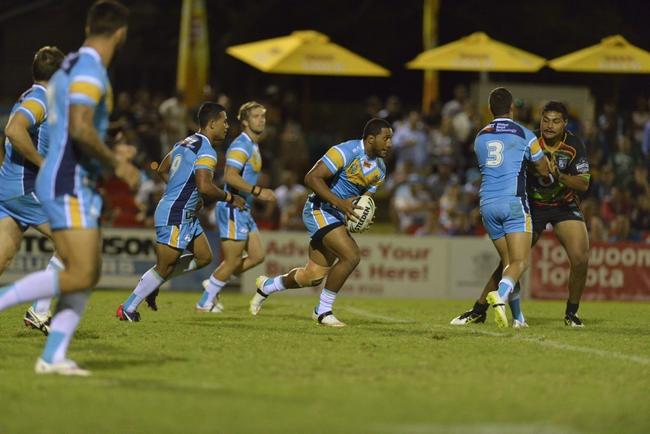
[363,118,391,139]
[198,102,226,128]
[542,101,569,120]
[32,46,64,82]
[488,87,513,117]
[86,0,129,37]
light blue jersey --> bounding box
[154,133,217,227]
[39,46,111,200]
[215,132,262,240]
[474,117,544,240]
[35,46,111,230]
[474,118,543,206]
[303,139,386,239]
[223,132,262,206]
[0,84,49,200]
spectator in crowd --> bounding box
[611,135,635,187]
[442,84,468,119]
[392,110,430,171]
[597,100,622,162]
[278,119,309,176]
[279,189,309,231]
[427,156,459,200]
[159,91,188,155]
[379,95,403,125]
[275,170,306,215]
[392,174,435,234]
[631,96,650,148]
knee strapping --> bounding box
[294,261,330,287]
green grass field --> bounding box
[1,291,649,434]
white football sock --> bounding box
[198,276,226,307]
[41,290,89,363]
[123,268,164,313]
[32,256,65,315]
[0,269,59,312]
[316,288,337,315]
[262,275,286,295]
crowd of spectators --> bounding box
[2,83,648,242]
[384,86,650,242]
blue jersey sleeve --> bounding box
[16,89,47,127]
[321,142,354,174]
[226,137,252,170]
[68,60,105,108]
[524,128,543,162]
[194,140,217,172]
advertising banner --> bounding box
[531,235,650,300]
[241,231,450,298]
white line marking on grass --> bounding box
[342,306,416,324]
[346,307,650,366]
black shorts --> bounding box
[531,202,584,234]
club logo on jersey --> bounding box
[557,156,570,170]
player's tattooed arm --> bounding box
[4,111,44,167]
[304,161,362,222]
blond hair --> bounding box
[237,101,265,123]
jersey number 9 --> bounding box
[170,154,182,177]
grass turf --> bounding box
[1,290,648,434]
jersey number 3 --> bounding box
[486,140,504,167]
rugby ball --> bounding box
[347,195,375,233]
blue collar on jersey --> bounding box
[492,117,513,122]
[32,83,46,93]
[79,46,102,64]
[195,132,211,144]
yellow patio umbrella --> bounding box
[406,31,545,72]
[226,30,390,76]
[548,35,650,73]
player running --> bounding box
[249,118,391,327]
[451,101,590,327]
[469,87,552,328]
[117,102,246,321]
[195,101,276,313]
[0,0,140,376]
[0,46,64,335]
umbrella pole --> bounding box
[421,0,439,113]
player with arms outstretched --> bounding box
[117,102,246,321]
[0,46,64,335]
[250,118,391,327]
